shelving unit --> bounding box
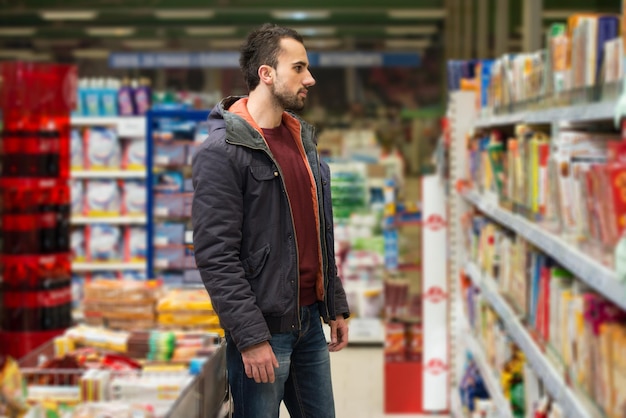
[146,109,209,279]
[461,189,626,311]
[70,116,146,138]
[71,170,146,179]
[465,261,593,418]
[449,85,626,417]
[71,216,147,225]
[69,115,149,277]
[474,97,622,128]
[72,262,147,272]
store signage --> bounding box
[109,51,421,68]
[421,175,448,412]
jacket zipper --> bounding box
[225,135,302,331]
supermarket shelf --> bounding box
[465,333,513,418]
[71,116,146,138]
[461,189,626,312]
[72,262,146,272]
[474,99,617,128]
[466,261,593,418]
[71,216,147,225]
[450,387,466,418]
[71,170,147,179]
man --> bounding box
[192,23,350,418]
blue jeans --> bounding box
[226,304,335,418]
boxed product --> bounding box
[122,139,146,170]
[71,128,84,169]
[122,180,146,215]
[87,224,122,261]
[124,227,147,262]
[154,223,185,246]
[154,142,187,166]
[86,180,121,216]
[85,127,121,170]
[70,179,84,215]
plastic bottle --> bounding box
[134,77,152,115]
[117,77,135,116]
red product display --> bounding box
[0,61,76,359]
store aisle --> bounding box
[279,346,448,418]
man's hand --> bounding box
[241,341,279,383]
[328,317,349,352]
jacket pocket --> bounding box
[241,244,270,280]
[250,165,279,181]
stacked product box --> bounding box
[0,61,77,358]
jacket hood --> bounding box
[207,95,318,147]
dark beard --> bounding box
[272,85,305,111]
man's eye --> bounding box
[294,66,302,72]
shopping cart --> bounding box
[18,337,230,418]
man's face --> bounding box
[270,37,316,111]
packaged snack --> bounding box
[0,356,28,417]
[85,127,121,169]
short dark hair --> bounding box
[239,23,304,91]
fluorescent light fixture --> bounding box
[385,25,438,35]
[385,39,430,49]
[73,49,110,59]
[186,26,237,36]
[0,27,36,36]
[542,9,592,19]
[209,39,245,49]
[86,27,135,37]
[0,50,51,61]
[292,26,336,36]
[270,10,330,20]
[388,9,445,19]
[41,10,97,20]
[33,39,80,48]
[123,39,166,49]
[155,9,215,19]
[305,38,342,49]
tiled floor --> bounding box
[279,346,449,418]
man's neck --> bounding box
[246,90,283,129]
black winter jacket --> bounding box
[192,96,350,351]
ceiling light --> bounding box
[0,50,51,61]
[385,25,438,35]
[123,39,166,49]
[0,27,36,36]
[292,26,336,36]
[385,39,430,49]
[86,27,135,37]
[155,9,215,19]
[388,9,446,19]
[33,39,80,48]
[73,49,110,59]
[209,39,246,49]
[270,10,331,20]
[541,9,592,19]
[41,10,97,20]
[186,26,237,36]
[305,38,342,49]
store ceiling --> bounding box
[0,0,621,62]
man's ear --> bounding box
[258,65,273,85]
